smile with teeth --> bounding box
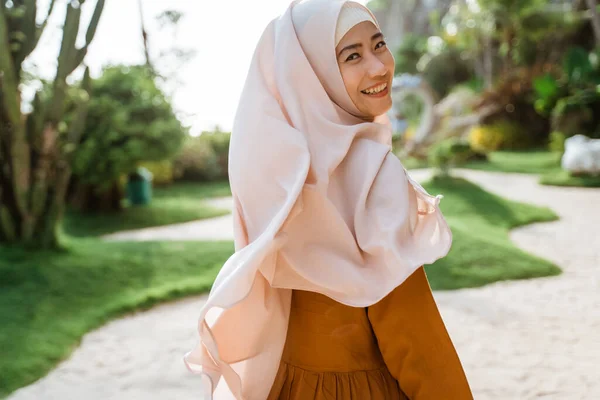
[361,83,387,95]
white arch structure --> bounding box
[388,74,437,156]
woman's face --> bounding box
[335,21,394,119]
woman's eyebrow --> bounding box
[337,32,384,58]
[337,43,362,58]
[371,32,383,41]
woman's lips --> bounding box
[361,81,389,98]
[362,85,389,98]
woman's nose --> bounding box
[365,53,387,78]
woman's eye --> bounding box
[375,40,387,50]
[345,53,360,62]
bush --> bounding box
[429,138,482,175]
[469,120,531,152]
[173,135,222,182]
[200,130,231,178]
[476,67,552,147]
[533,48,600,139]
[551,89,600,138]
[394,34,428,75]
[421,48,473,98]
[71,65,186,189]
[548,131,567,153]
[139,160,174,186]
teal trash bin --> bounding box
[126,167,153,206]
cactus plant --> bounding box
[0,0,105,248]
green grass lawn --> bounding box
[401,149,600,187]
[462,149,562,174]
[62,180,233,237]
[539,170,600,188]
[0,175,560,396]
[424,175,560,290]
[0,239,234,397]
[400,149,563,174]
[464,150,600,187]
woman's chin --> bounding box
[363,98,392,117]
[380,98,393,114]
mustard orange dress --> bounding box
[267,267,473,399]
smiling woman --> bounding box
[183,1,473,399]
[336,18,394,118]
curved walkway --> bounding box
[8,169,600,400]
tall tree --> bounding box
[137,0,154,75]
[0,0,105,248]
[136,1,195,92]
[69,65,187,212]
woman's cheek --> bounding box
[385,51,395,73]
[350,68,363,95]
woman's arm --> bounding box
[367,267,473,399]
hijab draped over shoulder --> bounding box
[184,1,452,398]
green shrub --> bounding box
[563,47,597,84]
[548,131,567,153]
[421,48,473,98]
[469,120,532,152]
[533,47,600,139]
[429,138,480,175]
[173,135,222,182]
[551,88,600,138]
[139,160,174,186]
[475,70,550,149]
[201,130,231,177]
[394,34,428,75]
[533,73,564,116]
[71,65,186,189]
[477,67,552,148]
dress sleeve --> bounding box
[367,267,474,399]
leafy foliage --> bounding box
[139,160,174,186]
[201,129,231,177]
[548,131,568,153]
[171,128,230,183]
[71,65,186,188]
[421,47,473,97]
[394,34,428,75]
[469,120,532,152]
[429,137,484,175]
[476,65,552,146]
[533,47,600,139]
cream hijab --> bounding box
[184,1,452,399]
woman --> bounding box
[184,1,473,399]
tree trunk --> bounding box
[0,148,71,247]
[0,1,105,249]
[70,180,123,213]
[586,0,600,47]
